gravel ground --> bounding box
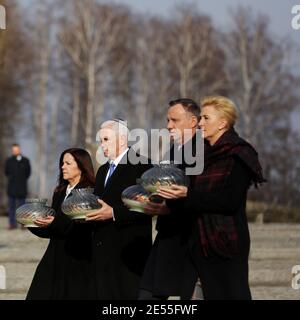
[0,217,299,300]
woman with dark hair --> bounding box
[157,96,266,300]
[26,148,96,300]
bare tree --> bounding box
[225,7,300,207]
[166,6,228,99]
[225,7,299,147]
[131,17,175,128]
[0,0,33,206]
[6,1,298,211]
[121,6,228,130]
[59,0,127,149]
[27,1,54,198]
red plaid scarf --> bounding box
[195,128,265,258]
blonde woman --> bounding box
[158,96,266,300]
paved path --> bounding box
[0,217,299,300]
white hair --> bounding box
[100,119,129,140]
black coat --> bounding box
[26,183,96,300]
[92,149,153,299]
[185,159,252,300]
[140,135,199,297]
[5,155,31,197]
[141,134,252,300]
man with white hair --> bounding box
[86,119,152,299]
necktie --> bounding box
[105,163,116,186]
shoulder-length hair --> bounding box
[54,148,95,194]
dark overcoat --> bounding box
[140,135,199,297]
[26,182,96,300]
[5,155,31,198]
[27,149,153,300]
[92,149,153,299]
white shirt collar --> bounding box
[64,183,78,200]
[110,148,129,168]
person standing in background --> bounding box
[4,144,31,229]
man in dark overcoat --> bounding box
[5,143,31,229]
[139,99,202,299]
[86,119,153,299]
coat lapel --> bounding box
[102,151,129,195]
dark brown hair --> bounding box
[169,98,201,121]
[54,148,95,194]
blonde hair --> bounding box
[201,96,238,129]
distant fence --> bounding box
[0,198,299,222]
[247,201,300,223]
